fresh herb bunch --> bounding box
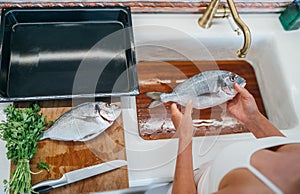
[0,104,48,194]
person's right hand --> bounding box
[227,83,260,125]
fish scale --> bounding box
[40,102,121,142]
[146,70,246,109]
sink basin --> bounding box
[132,14,298,130]
[136,60,266,140]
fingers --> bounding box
[171,103,182,129]
[171,101,193,130]
[178,101,194,137]
[171,101,193,117]
[184,100,193,116]
[234,83,252,98]
[171,103,180,115]
[234,83,243,92]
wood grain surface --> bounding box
[12,99,128,193]
[136,61,267,140]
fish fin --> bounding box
[146,92,163,108]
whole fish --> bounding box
[40,102,121,142]
[147,70,246,109]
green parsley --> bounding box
[0,104,48,194]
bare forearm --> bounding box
[245,112,285,138]
[172,140,197,194]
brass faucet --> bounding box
[198,0,251,58]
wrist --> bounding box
[243,111,284,138]
[178,132,193,151]
[244,111,263,127]
[179,134,192,146]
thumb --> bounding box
[171,103,182,129]
[234,83,251,98]
[184,100,193,116]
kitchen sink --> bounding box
[132,14,298,130]
[121,13,300,189]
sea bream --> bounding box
[40,102,121,142]
[147,70,246,109]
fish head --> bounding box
[220,71,246,95]
[95,102,121,123]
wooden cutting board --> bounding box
[12,99,128,193]
[136,61,267,140]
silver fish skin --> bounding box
[40,102,121,142]
[146,70,246,109]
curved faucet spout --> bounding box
[198,0,251,58]
[226,0,251,58]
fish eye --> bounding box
[229,74,237,82]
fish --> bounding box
[146,70,246,109]
[40,102,121,142]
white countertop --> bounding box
[1,13,300,192]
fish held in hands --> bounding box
[146,70,246,109]
[40,102,121,142]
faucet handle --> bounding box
[215,7,242,36]
[227,16,242,35]
[198,0,220,28]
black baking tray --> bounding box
[0,7,139,101]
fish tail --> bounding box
[146,92,164,108]
[39,133,48,141]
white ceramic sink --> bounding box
[132,13,299,130]
[122,13,300,188]
[1,13,300,192]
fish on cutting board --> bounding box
[40,102,121,142]
[146,70,246,109]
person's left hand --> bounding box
[171,101,194,141]
[171,103,182,130]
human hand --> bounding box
[227,83,260,125]
[228,84,284,138]
[171,101,194,140]
[171,101,197,194]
